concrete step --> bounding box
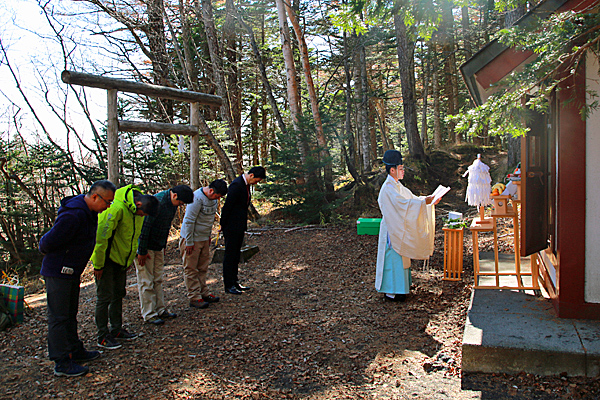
[462,289,600,377]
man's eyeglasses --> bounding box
[97,193,113,206]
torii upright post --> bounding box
[107,89,119,184]
[190,102,200,190]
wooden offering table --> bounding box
[470,199,538,290]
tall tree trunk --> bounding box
[368,100,378,159]
[275,0,313,186]
[375,97,393,152]
[394,13,425,160]
[199,0,242,173]
[343,30,360,182]
[260,13,273,164]
[440,0,458,145]
[146,0,174,121]
[449,53,460,144]
[179,0,198,90]
[236,11,287,136]
[503,0,526,168]
[251,81,260,166]
[461,6,472,59]
[260,85,269,164]
[285,4,334,194]
[356,34,371,171]
[432,42,443,148]
[224,0,243,168]
[484,0,494,43]
[420,45,430,149]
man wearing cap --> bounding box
[376,150,439,302]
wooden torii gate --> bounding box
[61,70,223,189]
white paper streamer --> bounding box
[118,136,130,153]
[162,140,173,156]
[463,154,492,207]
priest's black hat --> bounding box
[382,149,402,166]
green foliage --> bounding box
[0,136,87,276]
[328,2,378,35]
[494,0,531,13]
[261,117,343,224]
[451,8,600,138]
[442,217,469,229]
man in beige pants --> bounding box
[136,185,194,325]
[179,179,228,309]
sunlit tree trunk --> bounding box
[368,100,378,160]
[275,0,300,134]
[179,0,198,90]
[251,76,260,166]
[356,34,371,171]
[285,4,334,194]
[237,10,287,137]
[375,96,393,153]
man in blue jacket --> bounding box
[39,180,116,377]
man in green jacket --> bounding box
[135,185,193,325]
[91,185,159,350]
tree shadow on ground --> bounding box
[1,225,468,399]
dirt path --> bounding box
[1,224,598,399]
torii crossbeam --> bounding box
[61,70,223,189]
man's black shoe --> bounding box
[73,350,101,363]
[54,360,89,377]
[159,311,177,319]
[384,294,407,302]
[235,282,250,291]
[190,299,209,309]
[202,294,220,303]
[225,286,243,295]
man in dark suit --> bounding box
[220,166,266,294]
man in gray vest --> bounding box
[180,179,228,309]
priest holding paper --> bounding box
[376,150,441,302]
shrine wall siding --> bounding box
[585,53,600,304]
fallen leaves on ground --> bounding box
[1,223,599,399]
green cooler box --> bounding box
[356,218,381,235]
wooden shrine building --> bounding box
[461,0,600,319]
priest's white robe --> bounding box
[375,175,436,292]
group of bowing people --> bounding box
[38,152,437,378]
